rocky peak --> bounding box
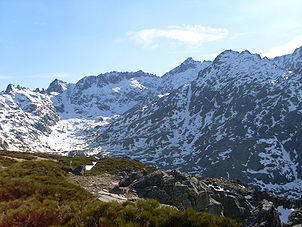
[5,84,15,93]
[74,70,157,91]
[273,45,302,73]
[213,49,261,65]
[197,49,281,87]
[46,79,68,94]
[163,57,210,77]
[159,57,211,92]
[292,45,302,56]
[5,84,27,93]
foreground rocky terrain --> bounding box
[0,47,302,199]
[1,150,301,226]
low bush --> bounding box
[0,160,92,203]
[0,156,17,167]
[65,199,240,227]
[0,151,239,227]
[88,157,156,175]
[0,150,37,160]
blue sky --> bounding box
[0,0,302,91]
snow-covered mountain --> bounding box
[0,59,208,154]
[60,71,160,118]
[1,47,302,199]
[92,47,302,199]
[0,85,59,151]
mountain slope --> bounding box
[0,61,206,153]
[92,48,302,198]
[0,85,59,151]
[159,57,211,92]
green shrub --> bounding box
[0,151,239,227]
[64,200,240,227]
[0,150,37,160]
[0,198,64,227]
[0,156,17,167]
[55,156,98,169]
[88,157,156,175]
[0,160,92,203]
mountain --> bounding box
[1,48,302,199]
[0,59,207,154]
[56,70,160,119]
[92,48,302,199]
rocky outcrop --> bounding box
[112,169,252,219]
[0,138,9,150]
[286,208,302,226]
[46,79,68,94]
[244,200,281,227]
[69,167,302,224]
[72,166,85,175]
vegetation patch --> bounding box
[0,156,18,167]
[66,199,240,227]
[88,157,157,175]
[0,151,239,226]
[0,150,37,161]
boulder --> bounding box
[144,186,170,204]
[0,138,9,150]
[244,200,281,227]
[118,168,147,187]
[132,170,172,189]
[212,192,251,220]
[206,197,224,216]
[72,166,85,175]
[287,208,302,226]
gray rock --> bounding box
[46,79,67,94]
[287,208,302,226]
[206,197,224,216]
[72,166,85,175]
[118,168,147,187]
[144,186,170,204]
[0,138,9,150]
[216,194,251,220]
[129,168,224,216]
[244,200,281,227]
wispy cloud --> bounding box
[262,34,302,58]
[128,25,229,48]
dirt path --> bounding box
[70,174,139,202]
[2,155,57,163]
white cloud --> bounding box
[128,25,229,47]
[263,35,302,58]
